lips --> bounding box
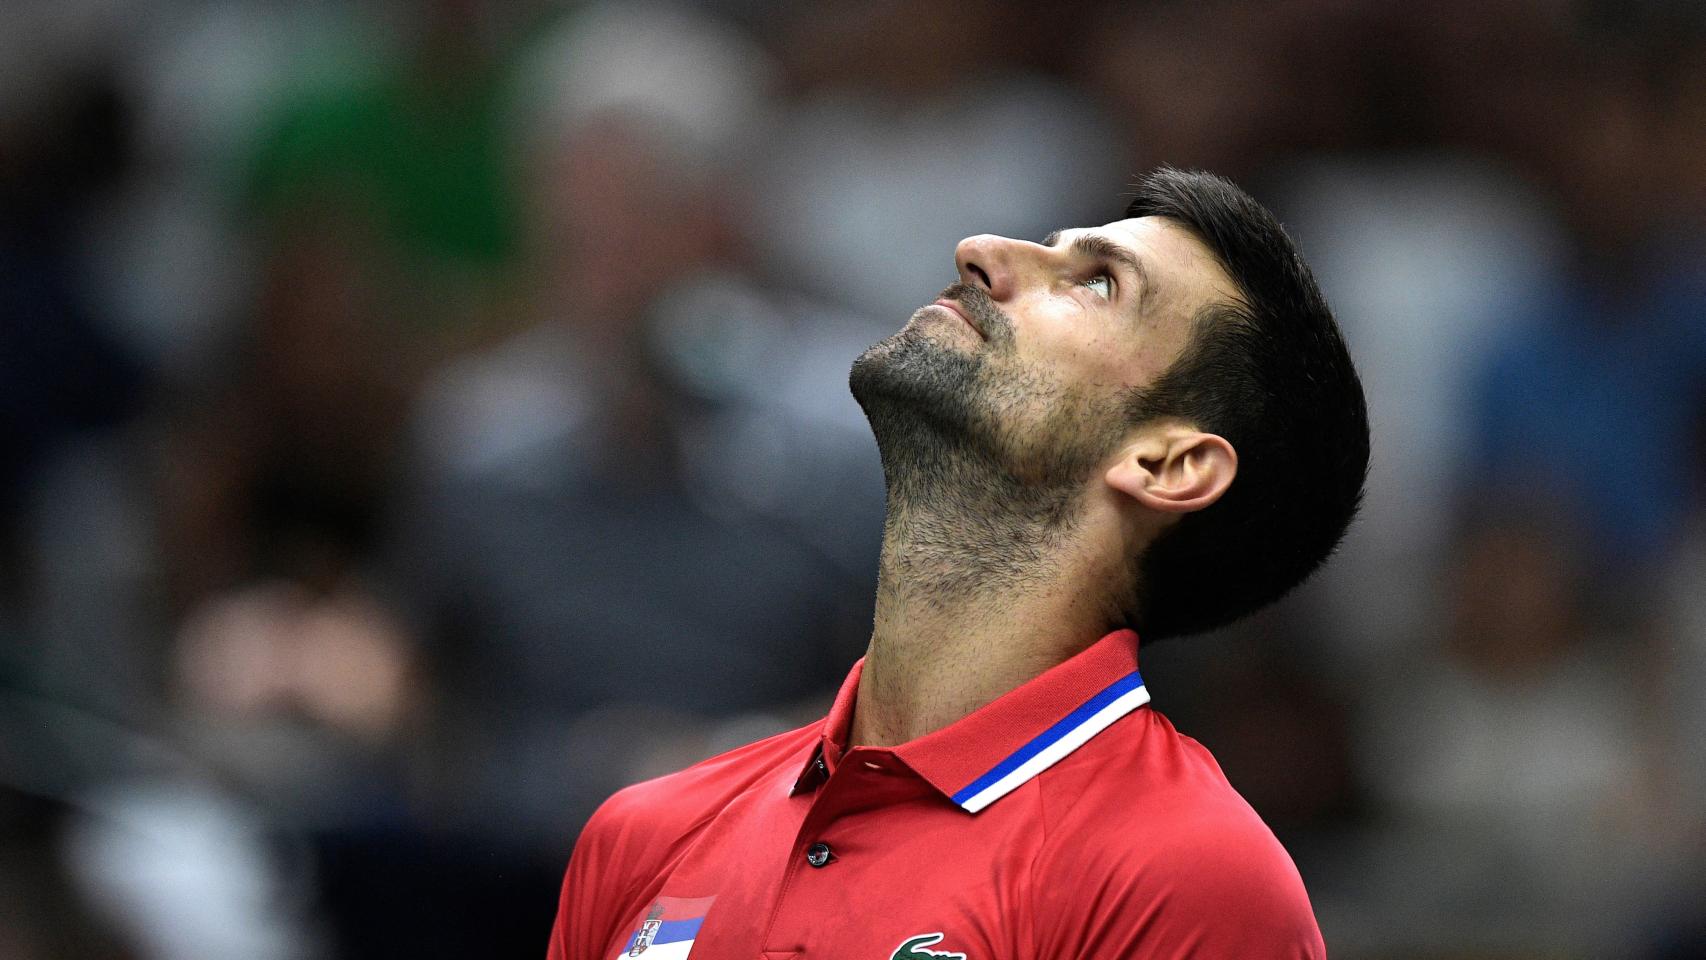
[933,298,982,337]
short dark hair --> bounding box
[1122,167,1369,640]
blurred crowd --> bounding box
[3,0,1704,957]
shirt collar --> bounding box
[792,629,1150,813]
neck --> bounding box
[849,476,1130,748]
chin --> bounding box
[853,326,968,404]
[852,330,1002,476]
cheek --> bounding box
[1015,295,1149,389]
[1075,335,1143,380]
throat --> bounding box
[880,473,1075,604]
[845,330,1137,747]
[850,486,1124,748]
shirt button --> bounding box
[805,842,833,868]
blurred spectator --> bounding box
[1078,0,1379,179]
[1467,32,1706,591]
[1,60,144,697]
[0,787,138,960]
[1471,252,1706,581]
[748,0,1122,323]
[1351,508,1672,954]
[243,0,531,344]
[1473,3,1706,586]
[1276,158,1561,666]
[393,1,878,844]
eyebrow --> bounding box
[1043,229,1155,311]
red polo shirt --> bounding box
[547,630,1325,960]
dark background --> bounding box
[3,0,1704,957]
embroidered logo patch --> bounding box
[629,903,665,956]
[890,932,967,960]
[617,895,715,960]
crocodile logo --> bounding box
[890,932,967,960]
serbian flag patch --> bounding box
[616,895,716,960]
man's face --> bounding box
[851,216,1238,493]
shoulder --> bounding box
[578,721,820,864]
[1030,708,1324,959]
[550,722,820,960]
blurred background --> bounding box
[2,0,1704,956]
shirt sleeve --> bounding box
[1030,810,1326,960]
[546,814,609,960]
[547,788,652,960]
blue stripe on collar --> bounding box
[949,669,1149,813]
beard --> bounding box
[849,283,1130,538]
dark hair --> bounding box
[1122,167,1369,640]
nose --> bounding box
[954,233,1036,302]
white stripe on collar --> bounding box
[949,669,1149,813]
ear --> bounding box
[1104,426,1237,515]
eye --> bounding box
[1081,273,1113,300]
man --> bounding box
[547,168,1368,959]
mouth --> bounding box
[931,298,983,338]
